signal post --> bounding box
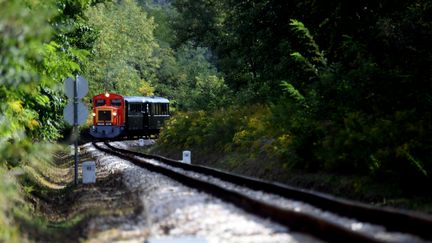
[63,75,89,185]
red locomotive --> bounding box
[90,92,170,138]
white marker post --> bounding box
[82,161,96,184]
[182,150,191,164]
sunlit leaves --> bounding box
[85,0,160,96]
[138,81,155,96]
[170,0,432,182]
[42,41,84,85]
[280,81,305,104]
[289,19,326,67]
[0,166,20,242]
[167,43,231,110]
[0,0,53,87]
[0,0,95,241]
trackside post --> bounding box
[182,150,191,164]
[64,75,89,185]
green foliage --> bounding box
[231,105,273,153]
[272,18,432,180]
[0,0,63,156]
[160,107,244,151]
[85,0,160,96]
[1,0,92,241]
[289,19,326,67]
[171,0,432,185]
[312,111,432,179]
[0,167,20,242]
[137,0,178,46]
[172,0,227,49]
[0,0,90,143]
[42,41,86,83]
[53,0,100,50]
[0,0,53,87]
[160,105,274,155]
[280,81,305,104]
[165,43,231,110]
[25,88,65,141]
[35,39,89,140]
[84,0,230,111]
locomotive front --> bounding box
[90,92,125,138]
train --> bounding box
[89,92,170,139]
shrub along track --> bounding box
[94,141,432,243]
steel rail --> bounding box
[93,142,393,243]
[103,142,432,241]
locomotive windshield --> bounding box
[97,110,111,121]
[96,99,106,106]
[111,99,122,106]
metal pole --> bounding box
[74,75,79,185]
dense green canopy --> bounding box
[170,0,432,179]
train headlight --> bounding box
[105,92,110,97]
[92,112,96,117]
[113,112,117,116]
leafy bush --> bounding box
[269,19,432,182]
[160,105,269,152]
[0,167,20,242]
[1,0,92,240]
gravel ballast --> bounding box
[82,142,322,243]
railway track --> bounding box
[92,141,432,243]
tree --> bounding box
[1,0,94,240]
[166,43,231,110]
[85,0,161,96]
[171,0,432,180]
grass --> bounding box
[14,144,142,242]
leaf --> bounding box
[280,81,305,103]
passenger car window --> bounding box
[151,104,155,115]
[161,104,169,115]
[129,104,141,113]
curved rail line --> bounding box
[94,142,432,242]
[102,142,432,240]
